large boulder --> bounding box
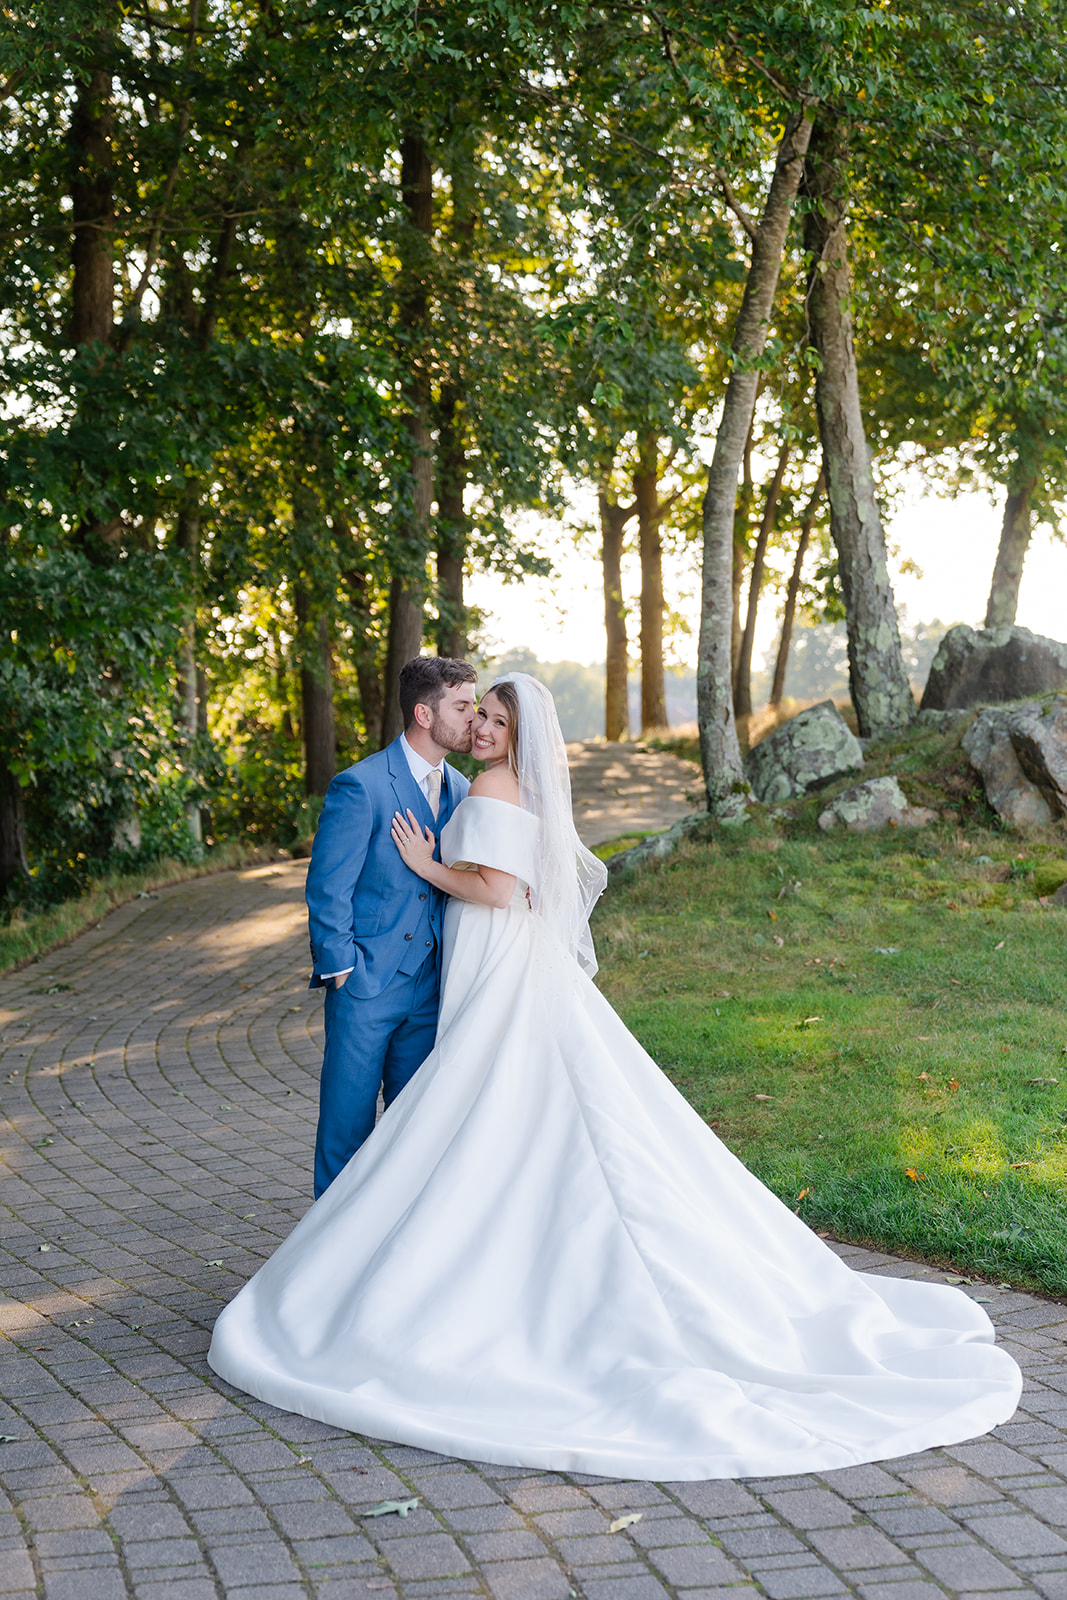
[818,777,938,834]
[1009,695,1067,815]
[746,700,863,805]
[921,624,1067,711]
[961,702,1065,827]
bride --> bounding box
[208,672,1020,1479]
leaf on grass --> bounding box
[1010,1161,1034,1169]
[874,947,900,955]
[766,909,778,920]
[795,1016,823,1029]
[994,940,1005,950]
[773,935,784,947]
[609,1513,643,1533]
[947,1078,960,1092]
[918,1071,930,1082]
[904,1168,927,1182]
[796,1188,812,1202]
[367,1498,420,1518]
[917,1035,932,1041]
[755,1093,774,1101]
[949,978,962,986]
[1028,1078,1059,1087]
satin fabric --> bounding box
[208,797,1021,1479]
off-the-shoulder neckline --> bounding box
[454,793,534,817]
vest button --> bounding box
[404,933,412,941]
[425,940,432,947]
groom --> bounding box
[306,656,477,1197]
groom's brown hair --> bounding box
[399,656,477,729]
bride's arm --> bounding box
[390,809,516,908]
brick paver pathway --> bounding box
[2,862,1065,1600]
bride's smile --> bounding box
[472,693,510,764]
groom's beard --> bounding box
[430,713,474,754]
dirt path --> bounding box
[565,739,703,846]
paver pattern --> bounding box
[1,861,1065,1600]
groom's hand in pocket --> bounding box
[333,971,351,990]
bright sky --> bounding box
[468,476,1067,671]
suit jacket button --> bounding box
[404,933,412,941]
[425,940,432,947]
[419,892,427,901]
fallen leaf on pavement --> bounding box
[367,1499,420,1518]
[610,1513,643,1533]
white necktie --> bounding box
[425,766,442,821]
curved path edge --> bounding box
[1,862,1064,1600]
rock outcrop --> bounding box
[746,701,863,805]
[921,625,1067,712]
[818,777,938,834]
[962,694,1067,827]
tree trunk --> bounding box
[295,587,337,796]
[803,121,913,739]
[635,430,668,733]
[735,442,790,719]
[175,490,202,842]
[382,579,425,745]
[436,387,467,659]
[434,141,477,660]
[985,462,1039,628]
[337,522,385,749]
[599,483,635,742]
[0,754,30,895]
[770,474,824,708]
[381,132,433,743]
[69,65,114,348]
[697,108,815,817]
[731,405,758,692]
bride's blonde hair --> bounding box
[487,680,520,775]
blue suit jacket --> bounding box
[305,737,469,998]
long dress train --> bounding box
[208,796,1021,1480]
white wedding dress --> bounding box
[209,794,1021,1479]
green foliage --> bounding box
[595,800,1067,1294]
[0,546,194,907]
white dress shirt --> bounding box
[322,735,445,985]
[399,732,446,806]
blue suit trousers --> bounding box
[313,952,439,1199]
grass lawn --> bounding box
[593,731,1067,1296]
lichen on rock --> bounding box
[746,701,863,805]
[818,776,938,834]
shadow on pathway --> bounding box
[1,863,1063,1600]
